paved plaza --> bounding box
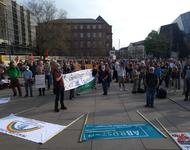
[0,82,189,150]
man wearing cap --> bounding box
[144,67,159,108]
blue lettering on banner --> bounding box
[82,123,163,141]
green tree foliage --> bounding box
[144,30,169,57]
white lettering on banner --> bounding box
[63,69,94,91]
[35,75,45,89]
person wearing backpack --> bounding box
[7,61,22,96]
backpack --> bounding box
[156,88,167,99]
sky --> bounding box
[18,0,190,50]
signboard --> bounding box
[82,123,164,141]
[0,114,66,143]
[35,75,45,89]
[171,132,190,150]
[63,69,94,91]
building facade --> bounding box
[37,16,112,57]
[159,23,188,58]
[173,11,190,35]
[0,0,37,55]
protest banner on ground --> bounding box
[0,114,66,143]
[82,123,164,141]
[170,132,190,150]
[35,75,45,89]
[63,69,94,91]
[0,97,10,104]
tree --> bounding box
[24,0,67,23]
[24,0,68,56]
[144,30,169,57]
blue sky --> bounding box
[18,0,190,49]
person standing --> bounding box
[44,60,51,90]
[101,63,109,95]
[7,61,22,96]
[118,62,126,91]
[36,60,45,96]
[54,63,67,112]
[23,66,33,97]
[183,63,190,101]
[144,67,159,108]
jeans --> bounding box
[24,81,33,96]
[45,74,51,90]
[146,88,156,107]
[102,80,108,95]
[55,86,65,110]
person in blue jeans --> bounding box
[101,64,109,95]
[144,67,159,108]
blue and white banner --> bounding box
[82,123,164,141]
[0,114,66,143]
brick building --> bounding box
[37,16,112,57]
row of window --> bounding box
[73,41,110,48]
[73,32,103,38]
[73,24,103,30]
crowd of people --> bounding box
[0,57,190,111]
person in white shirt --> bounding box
[117,62,126,91]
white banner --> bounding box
[0,114,66,143]
[170,132,190,150]
[0,97,10,104]
[35,75,45,89]
[63,69,94,91]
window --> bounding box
[98,32,102,38]
[92,25,96,29]
[93,33,96,38]
[80,25,83,29]
[87,25,90,29]
[74,25,78,29]
[98,25,102,29]
[87,33,91,38]
[80,33,84,38]
[87,41,91,47]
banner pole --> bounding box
[66,114,86,128]
[79,113,89,143]
[156,118,182,149]
[136,110,167,138]
[43,114,86,144]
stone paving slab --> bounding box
[0,83,189,149]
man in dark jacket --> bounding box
[144,67,159,108]
[53,63,67,112]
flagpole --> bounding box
[79,113,89,143]
[137,110,167,138]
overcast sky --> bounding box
[18,0,190,49]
